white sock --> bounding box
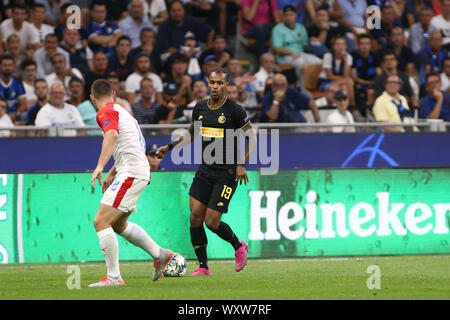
[97,227,121,281]
[120,222,161,259]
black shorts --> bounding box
[189,166,238,213]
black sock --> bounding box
[212,222,242,251]
[190,226,209,269]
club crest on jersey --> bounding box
[198,115,203,120]
[218,113,226,124]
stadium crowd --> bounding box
[0,0,450,137]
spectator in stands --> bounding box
[0,54,26,123]
[306,5,352,59]
[194,54,219,87]
[319,36,355,106]
[26,79,48,126]
[404,0,434,28]
[315,82,339,108]
[125,53,164,106]
[45,53,84,100]
[107,72,133,114]
[143,0,168,28]
[226,58,256,85]
[146,143,165,171]
[156,0,214,60]
[118,0,156,49]
[107,35,134,82]
[272,5,322,91]
[35,83,85,137]
[253,53,276,99]
[373,74,411,132]
[66,77,85,108]
[132,77,160,124]
[431,0,450,51]
[374,50,418,107]
[242,0,281,56]
[188,78,209,107]
[54,2,89,43]
[84,51,109,97]
[370,5,400,51]
[351,34,380,118]
[35,0,60,26]
[199,33,232,69]
[235,77,261,122]
[305,0,344,26]
[20,59,38,108]
[419,71,450,120]
[162,51,192,108]
[338,0,368,31]
[0,4,41,57]
[34,33,71,79]
[183,0,221,33]
[60,27,94,75]
[387,26,416,78]
[5,34,26,77]
[440,57,450,93]
[130,27,163,74]
[407,6,438,54]
[261,73,320,122]
[325,89,355,133]
[0,98,14,137]
[155,82,186,123]
[178,32,202,78]
[85,0,123,55]
[417,30,449,76]
[30,3,55,43]
[225,82,239,101]
[277,0,308,25]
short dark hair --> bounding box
[90,0,107,10]
[357,33,372,43]
[116,35,131,46]
[170,51,190,64]
[425,71,441,83]
[0,54,14,64]
[91,79,113,99]
[12,3,27,12]
[317,4,330,12]
[20,59,37,71]
[34,78,47,86]
[33,3,46,10]
[69,77,83,86]
[209,68,230,82]
[382,49,398,61]
[282,5,296,13]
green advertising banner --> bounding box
[1,169,449,264]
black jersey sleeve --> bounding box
[232,103,250,129]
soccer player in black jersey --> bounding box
[156,68,255,275]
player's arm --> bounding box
[155,121,198,158]
[236,122,255,186]
[91,129,118,188]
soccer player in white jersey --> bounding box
[88,79,173,287]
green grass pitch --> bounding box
[0,255,449,300]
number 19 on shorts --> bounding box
[221,185,233,199]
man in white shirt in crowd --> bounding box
[431,0,450,51]
[253,53,276,99]
[34,33,71,79]
[440,57,450,93]
[35,83,85,137]
[0,3,41,57]
[125,53,163,105]
[325,90,355,133]
[0,98,14,137]
[45,53,83,100]
[30,3,55,43]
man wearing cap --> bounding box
[193,54,219,88]
[271,5,322,91]
[325,90,355,133]
[146,144,164,171]
[154,82,185,123]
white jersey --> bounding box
[35,102,85,137]
[96,102,150,181]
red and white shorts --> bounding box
[101,175,149,213]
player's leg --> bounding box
[205,180,249,272]
[189,196,210,275]
[89,203,125,287]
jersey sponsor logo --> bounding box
[218,114,226,124]
[201,126,224,138]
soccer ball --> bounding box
[163,253,187,277]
